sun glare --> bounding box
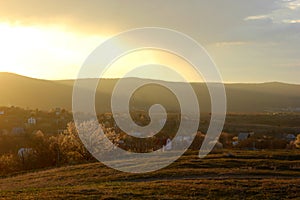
[104,49,204,82]
[0,22,106,80]
[0,22,203,82]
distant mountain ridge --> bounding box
[0,72,300,113]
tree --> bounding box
[57,122,96,164]
[295,134,300,148]
[27,130,56,168]
[76,120,120,160]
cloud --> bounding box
[0,0,299,83]
[244,0,300,24]
[214,41,250,47]
[285,0,300,10]
[245,15,269,21]
[0,0,282,43]
[282,19,300,23]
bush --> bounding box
[0,154,20,175]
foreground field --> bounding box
[1,150,300,199]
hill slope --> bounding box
[0,151,300,199]
[0,72,300,113]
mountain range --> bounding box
[0,72,299,113]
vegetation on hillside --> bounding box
[1,72,300,113]
[1,151,300,199]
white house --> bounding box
[238,132,254,141]
[286,134,296,142]
[28,117,36,125]
[165,138,172,150]
[18,148,34,165]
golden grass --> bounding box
[0,150,300,199]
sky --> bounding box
[0,0,299,83]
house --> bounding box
[286,134,296,142]
[165,138,172,150]
[28,117,36,125]
[232,132,254,146]
[55,108,61,116]
[18,148,34,165]
[238,132,254,141]
[11,127,25,134]
[232,136,239,146]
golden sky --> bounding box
[0,0,299,83]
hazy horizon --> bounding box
[1,71,299,85]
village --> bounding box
[0,106,299,155]
[0,107,299,199]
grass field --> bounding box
[1,150,300,199]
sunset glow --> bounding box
[0,22,106,80]
[0,0,299,83]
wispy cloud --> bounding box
[213,41,279,47]
[244,15,269,21]
[214,41,250,47]
[282,19,300,23]
[285,0,300,10]
[244,0,300,24]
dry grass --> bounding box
[1,150,300,199]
